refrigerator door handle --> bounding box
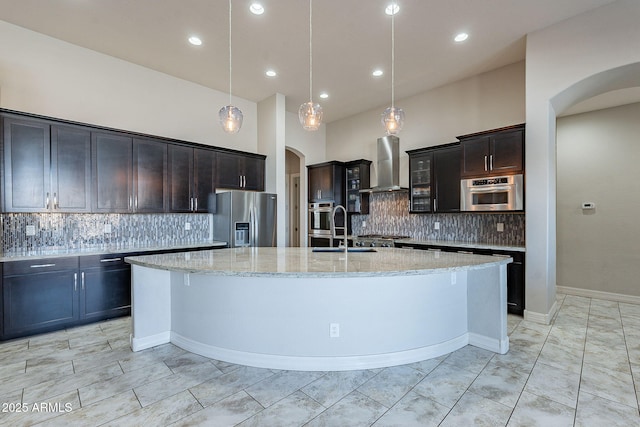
[252,204,257,247]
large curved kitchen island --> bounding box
[125,247,510,371]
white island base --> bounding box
[127,248,510,371]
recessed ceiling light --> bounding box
[372,69,384,77]
[265,69,277,77]
[385,4,400,16]
[454,32,469,43]
[188,36,202,46]
[319,92,329,99]
[250,3,264,15]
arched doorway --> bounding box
[285,148,305,247]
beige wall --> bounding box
[0,20,258,153]
[326,61,525,188]
[556,102,640,297]
[526,0,640,321]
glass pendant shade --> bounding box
[381,106,404,135]
[219,105,243,134]
[298,100,323,131]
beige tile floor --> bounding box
[1,293,639,426]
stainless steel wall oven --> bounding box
[461,174,523,211]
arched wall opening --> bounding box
[526,61,640,323]
[285,146,307,247]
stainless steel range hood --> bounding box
[361,135,408,193]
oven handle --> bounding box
[468,185,512,192]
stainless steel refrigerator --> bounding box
[211,191,277,247]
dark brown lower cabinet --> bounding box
[394,243,525,315]
[2,257,80,339]
[0,246,227,340]
[79,255,132,323]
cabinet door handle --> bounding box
[194,197,198,211]
[81,272,85,290]
[129,196,132,210]
[433,198,437,212]
[53,193,58,210]
[135,196,138,210]
[46,192,50,210]
[190,197,194,211]
[74,273,77,291]
[484,155,488,171]
[490,154,494,170]
[239,175,242,188]
[100,257,122,263]
[30,263,56,269]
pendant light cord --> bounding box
[228,0,233,106]
[391,0,395,108]
[309,0,313,103]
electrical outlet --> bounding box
[330,323,340,338]
[25,225,36,236]
[185,222,191,230]
[434,222,440,230]
[362,220,367,228]
[104,223,112,233]
[497,223,504,232]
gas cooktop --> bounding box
[355,234,410,240]
[352,234,410,247]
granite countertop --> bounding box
[394,238,525,253]
[125,246,512,278]
[0,240,228,262]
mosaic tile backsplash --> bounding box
[1,213,212,254]
[351,192,525,246]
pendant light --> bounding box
[381,1,404,135]
[219,0,243,134]
[298,0,323,131]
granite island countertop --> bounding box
[125,246,512,278]
[0,240,228,262]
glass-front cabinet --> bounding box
[345,160,371,214]
[409,154,432,212]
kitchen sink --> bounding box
[312,247,377,253]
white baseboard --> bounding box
[131,331,171,352]
[524,299,558,325]
[468,333,509,354]
[171,332,470,371]
[557,286,640,305]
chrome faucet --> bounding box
[331,204,348,250]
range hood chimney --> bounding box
[363,135,407,193]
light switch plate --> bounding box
[185,222,191,230]
[25,225,36,236]
[434,222,440,230]
[497,223,504,232]
[104,223,112,233]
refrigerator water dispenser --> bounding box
[235,222,250,246]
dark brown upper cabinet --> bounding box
[92,132,133,213]
[216,151,265,191]
[1,109,266,214]
[132,138,168,212]
[2,117,91,213]
[407,143,460,213]
[307,161,345,203]
[51,126,92,212]
[345,159,371,214]
[92,133,169,213]
[168,145,216,213]
[458,124,524,178]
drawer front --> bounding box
[80,253,127,269]
[3,257,78,276]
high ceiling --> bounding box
[0,0,620,123]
